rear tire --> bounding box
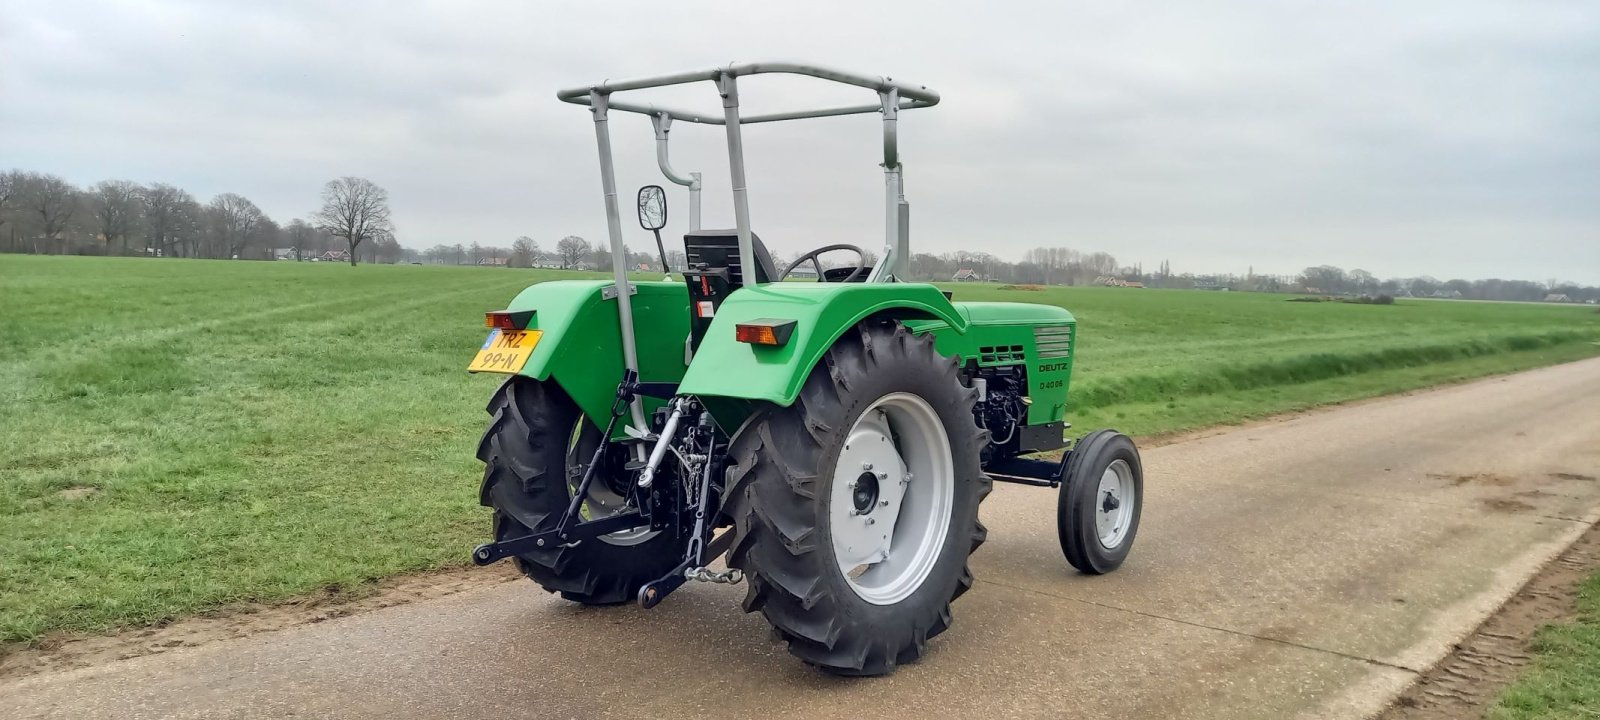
[477,377,680,604]
[725,321,990,676]
[1058,430,1143,574]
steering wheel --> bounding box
[778,244,869,282]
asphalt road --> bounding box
[7,358,1600,720]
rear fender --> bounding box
[493,280,691,426]
[677,283,968,406]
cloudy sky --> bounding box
[3,0,1596,283]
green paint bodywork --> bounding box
[906,302,1076,426]
[676,283,967,402]
[491,279,1075,433]
[498,280,691,426]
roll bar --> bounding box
[556,61,939,124]
[565,62,937,440]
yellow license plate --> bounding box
[468,329,542,374]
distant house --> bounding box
[1431,289,1463,299]
[272,247,298,261]
[478,257,508,266]
[952,268,981,282]
[788,265,819,279]
[311,249,351,262]
[1095,275,1144,288]
[1544,293,1571,303]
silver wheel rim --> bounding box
[568,418,658,546]
[830,392,954,605]
[1095,459,1135,549]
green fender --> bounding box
[497,280,691,425]
[677,283,969,406]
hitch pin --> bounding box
[637,398,687,488]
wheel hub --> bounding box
[829,393,955,605]
[851,472,881,514]
[1094,459,1136,550]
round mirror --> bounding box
[637,185,667,231]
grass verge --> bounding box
[1491,570,1600,718]
[1071,341,1600,438]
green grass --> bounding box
[2,255,1598,650]
[1491,571,1600,719]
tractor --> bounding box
[466,62,1144,676]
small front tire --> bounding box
[1058,430,1143,574]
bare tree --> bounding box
[93,180,142,254]
[208,193,264,259]
[556,235,590,269]
[285,218,317,260]
[1348,268,1377,295]
[140,183,197,256]
[23,173,79,254]
[1083,251,1118,278]
[370,230,402,264]
[1024,246,1079,285]
[0,169,21,251]
[313,176,392,266]
[252,216,282,259]
[1299,265,1348,293]
[510,236,537,268]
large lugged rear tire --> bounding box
[724,321,991,676]
[477,377,680,604]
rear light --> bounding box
[485,310,535,331]
[735,319,797,347]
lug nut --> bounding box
[862,461,873,470]
[865,518,876,525]
[879,499,889,507]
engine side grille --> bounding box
[978,344,1026,364]
[1033,324,1073,359]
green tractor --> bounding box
[467,62,1143,676]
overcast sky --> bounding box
[3,1,1596,283]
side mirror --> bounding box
[637,185,667,231]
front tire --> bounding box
[725,321,990,676]
[477,377,681,604]
[1058,430,1143,574]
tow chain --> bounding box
[688,566,743,584]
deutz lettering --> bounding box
[1037,362,1070,373]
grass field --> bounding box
[3,254,1599,653]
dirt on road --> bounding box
[3,357,1599,720]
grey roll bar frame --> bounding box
[562,61,939,438]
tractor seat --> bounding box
[683,229,779,285]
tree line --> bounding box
[0,170,398,266]
[905,248,1596,304]
[4,166,1592,301]
[416,235,691,271]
